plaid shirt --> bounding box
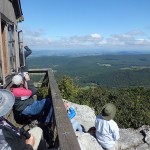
[0,129,12,150]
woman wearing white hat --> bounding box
[11,73,52,124]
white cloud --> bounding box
[22,27,150,50]
[91,33,102,38]
[132,39,150,46]
[98,40,107,45]
[24,29,45,37]
[126,30,144,36]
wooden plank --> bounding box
[47,69,81,150]
[14,24,19,72]
[0,14,2,82]
[2,23,7,76]
[28,68,50,73]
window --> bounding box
[8,24,16,72]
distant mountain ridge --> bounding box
[31,49,150,57]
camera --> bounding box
[19,72,28,79]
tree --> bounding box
[58,76,79,101]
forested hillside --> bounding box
[28,54,150,87]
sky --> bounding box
[19,0,150,52]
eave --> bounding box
[11,0,24,22]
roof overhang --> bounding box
[11,0,24,22]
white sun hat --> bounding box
[12,75,23,85]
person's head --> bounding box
[62,99,68,103]
[0,89,15,117]
[101,103,116,121]
[62,99,69,110]
[12,75,23,86]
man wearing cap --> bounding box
[95,103,120,150]
[11,73,52,124]
[0,89,43,150]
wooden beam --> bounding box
[28,68,49,73]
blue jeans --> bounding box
[21,98,52,123]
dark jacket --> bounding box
[11,80,37,112]
[0,125,33,150]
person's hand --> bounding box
[64,102,69,110]
[24,73,30,81]
[25,134,35,147]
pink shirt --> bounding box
[11,87,32,100]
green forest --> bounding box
[37,75,150,129]
[29,54,150,129]
[28,54,150,87]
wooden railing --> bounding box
[28,68,81,150]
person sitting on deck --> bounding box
[63,100,83,132]
[10,73,52,124]
[0,89,43,150]
[95,103,120,150]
